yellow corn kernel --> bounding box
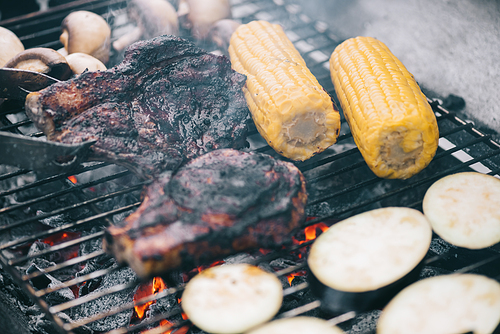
[329,36,439,179]
[228,20,341,161]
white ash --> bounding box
[342,310,381,334]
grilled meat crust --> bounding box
[25,35,250,179]
[103,149,307,279]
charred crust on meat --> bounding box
[24,35,250,180]
[104,149,308,279]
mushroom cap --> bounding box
[60,11,111,64]
[183,0,232,40]
[4,47,72,80]
[208,19,241,51]
[130,0,179,37]
[65,52,107,75]
[112,0,179,52]
[0,26,25,67]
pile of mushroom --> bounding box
[58,10,111,66]
[0,1,241,80]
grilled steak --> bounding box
[25,35,250,179]
[103,149,307,279]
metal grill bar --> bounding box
[0,169,132,214]
[38,265,118,298]
[50,278,138,314]
[0,189,141,238]
[10,230,105,266]
[23,250,107,280]
[315,150,500,222]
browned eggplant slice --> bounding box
[181,263,283,334]
[307,207,432,314]
[377,274,500,334]
[423,172,500,249]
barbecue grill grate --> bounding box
[1,0,500,333]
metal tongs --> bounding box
[0,68,95,174]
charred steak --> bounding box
[103,149,307,279]
[25,35,250,179]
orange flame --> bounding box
[284,221,330,283]
[181,260,225,283]
[67,175,77,184]
[286,270,307,286]
[293,222,330,245]
[149,319,189,334]
[133,277,167,320]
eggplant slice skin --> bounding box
[376,274,500,334]
[307,207,432,314]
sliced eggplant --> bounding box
[423,172,500,249]
[307,207,432,314]
[245,316,345,334]
[181,263,283,334]
[377,274,500,334]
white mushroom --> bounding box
[59,11,111,64]
[179,0,231,40]
[4,47,72,80]
[65,53,107,75]
[0,26,25,67]
[113,0,179,52]
[207,19,240,52]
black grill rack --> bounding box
[1,0,500,333]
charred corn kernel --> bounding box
[228,20,341,161]
[329,36,439,179]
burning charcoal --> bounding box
[26,234,80,270]
[133,277,179,331]
[419,266,452,279]
[223,253,256,265]
[339,310,380,334]
[26,263,75,305]
[267,258,318,315]
[68,265,136,332]
[79,226,104,256]
[36,211,67,228]
[28,310,93,334]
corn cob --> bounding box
[228,20,341,161]
[329,36,439,179]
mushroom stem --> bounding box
[113,26,144,52]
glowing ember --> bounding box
[67,175,78,184]
[287,270,307,286]
[285,221,330,284]
[293,222,330,245]
[40,231,82,297]
[259,248,272,255]
[181,260,225,283]
[42,231,80,246]
[133,277,167,320]
[140,319,189,334]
